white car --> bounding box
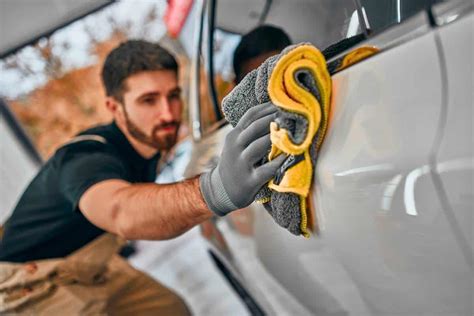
[184,0,473,315]
[1,0,471,314]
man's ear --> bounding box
[105,96,120,114]
[106,96,126,126]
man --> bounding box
[0,40,285,314]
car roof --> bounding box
[0,0,112,58]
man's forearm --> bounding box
[113,176,213,240]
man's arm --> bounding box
[79,177,212,240]
[80,102,284,241]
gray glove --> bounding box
[200,102,286,216]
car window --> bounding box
[196,0,450,128]
[360,0,446,34]
[197,28,241,132]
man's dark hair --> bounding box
[102,40,178,101]
[233,25,291,83]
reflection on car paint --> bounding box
[381,174,403,211]
[336,46,380,71]
[437,157,474,174]
[404,164,430,216]
[228,207,254,236]
[334,163,393,177]
[200,218,234,262]
[327,46,380,74]
[379,158,473,217]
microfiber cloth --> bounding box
[222,43,331,237]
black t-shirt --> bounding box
[0,122,160,262]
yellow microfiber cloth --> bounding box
[222,43,331,237]
[266,44,331,237]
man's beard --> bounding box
[123,109,180,151]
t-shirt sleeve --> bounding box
[58,147,129,212]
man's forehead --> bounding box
[124,70,179,95]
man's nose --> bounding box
[158,97,174,121]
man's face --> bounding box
[118,70,182,151]
[237,50,280,84]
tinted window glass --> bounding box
[199,26,241,132]
[361,0,445,33]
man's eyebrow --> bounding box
[168,87,182,95]
[136,92,160,102]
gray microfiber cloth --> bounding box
[221,43,326,236]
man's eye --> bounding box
[143,98,155,105]
[169,93,181,100]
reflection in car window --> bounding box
[360,0,445,34]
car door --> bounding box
[312,3,473,315]
[431,0,474,265]
[184,0,473,315]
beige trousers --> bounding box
[0,234,190,315]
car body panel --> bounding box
[312,24,471,315]
[433,12,474,260]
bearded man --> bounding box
[0,40,284,315]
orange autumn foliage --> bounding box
[9,35,127,159]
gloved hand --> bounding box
[200,102,286,216]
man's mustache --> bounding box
[152,121,180,132]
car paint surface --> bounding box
[433,13,474,260]
[311,15,472,315]
[185,4,473,315]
